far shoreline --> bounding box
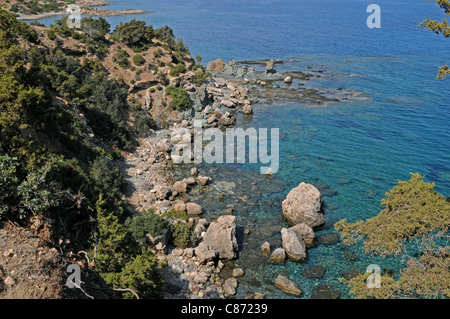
[1,0,151,21]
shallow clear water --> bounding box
[33,0,450,298]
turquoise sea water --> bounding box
[35,0,449,298]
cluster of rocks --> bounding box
[118,57,354,299]
[161,215,247,298]
[260,182,324,267]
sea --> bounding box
[33,0,450,298]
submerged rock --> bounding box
[317,232,340,246]
[310,284,340,299]
[274,275,302,296]
[269,248,286,263]
[260,241,271,256]
[302,265,326,279]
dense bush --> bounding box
[169,63,187,77]
[112,19,154,52]
[132,54,146,66]
[0,155,60,220]
[126,209,171,244]
[171,222,194,248]
[165,85,191,111]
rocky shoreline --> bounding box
[13,0,150,20]
[115,58,360,299]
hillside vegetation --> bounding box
[0,9,207,298]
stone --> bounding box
[221,99,236,108]
[195,215,238,263]
[261,241,271,256]
[274,275,302,296]
[224,207,234,215]
[4,276,15,286]
[194,218,209,236]
[340,246,359,261]
[218,113,235,126]
[213,77,227,87]
[340,269,361,281]
[282,182,324,227]
[302,265,326,279]
[317,232,340,246]
[196,175,211,186]
[156,138,172,153]
[190,167,199,176]
[195,243,217,264]
[310,284,341,299]
[225,277,238,289]
[151,184,171,200]
[288,223,316,247]
[284,76,292,83]
[223,282,236,296]
[232,268,245,278]
[172,181,188,195]
[265,59,275,74]
[243,104,253,114]
[281,228,306,262]
[184,248,195,258]
[182,177,196,186]
[207,114,217,124]
[186,202,203,215]
[254,292,266,299]
[173,201,186,212]
[269,248,286,263]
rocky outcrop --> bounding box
[195,215,238,264]
[282,182,324,227]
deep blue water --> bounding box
[34,0,450,298]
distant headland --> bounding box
[0,0,150,20]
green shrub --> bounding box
[103,247,163,299]
[163,209,189,221]
[169,63,187,77]
[153,48,164,58]
[126,210,171,244]
[0,155,60,220]
[171,222,194,248]
[133,54,146,66]
[165,85,191,111]
[89,157,127,214]
[117,49,130,59]
[46,28,56,40]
